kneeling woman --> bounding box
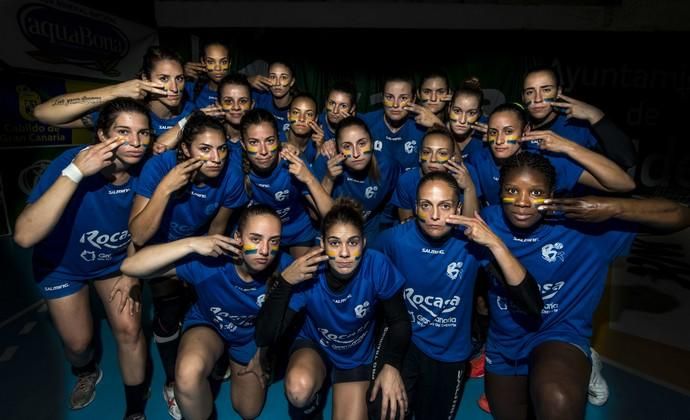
[121,205,321,420]
[481,152,690,420]
[256,199,411,420]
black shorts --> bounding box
[290,338,372,384]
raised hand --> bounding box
[550,93,605,124]
[281,247,328,284]
[403,103,443,128]
[308,121,325,146]
[446,211,501,248]
[160,157,204,194]
[72,136,126,176]
[200,104,226,119]
[537,197,618,222]
[281,148,314,184]
[444,160,475,190]
[116,79,168,100]
[248,75,273,91]
[326,153,346,179]
[319,139,337,159]
[188,234,242,257]
[520,130,574,155]
[184,61,206,79]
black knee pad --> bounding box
[152,291,188,337]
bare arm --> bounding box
[121,235,241,279]
[539,196,690,233]
[14,138,125,247]
[33,80,166,128]
[522,130,635,193]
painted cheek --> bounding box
[352,248,361,261]
[487,133,498,142]
[326,249,338,260]
[449,111,460,122]
[218,148,228,160]
[417,211,428,223]
[220,62,229,71]
[246,145,259,156]
[383,98,395,108]
[360,145,372,155]
[270,244,279,256]
[501,197,516,204]
[243,244,258,255]
[505,135,521,145]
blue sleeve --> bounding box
[466,163,483,201]
[311,155,329,181]
[548,155,585,193]
[373,252,405,300]
[222,166,250,209]
[134,153,172,199]
[175,256,205,286]
[287,282,309,312]
[184,81,195,98]
[27,148,79,204]
[390,177,412,209]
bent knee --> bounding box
[285,370,319,407]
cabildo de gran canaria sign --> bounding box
[1,0,158,81]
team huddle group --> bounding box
[14,42,690,420]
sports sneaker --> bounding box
[588,348,609,406]
[69,366,103,409]
[477,393,491,413]
[469,352,486,378]
[163,383,182,420]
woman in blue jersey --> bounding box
[14,99,152,420]
[471,103,635,206]
[417,71,452,121]
[129,112,248,420]
[240,109,334,258]
[282,93,321,164]
[391,126,480,221]
[33,46,198,142]
[480,151,690,420]
[183,41,232,109]
[521,66,636,169]
[446,77,487,161]
[376,171,540,420]
[157,73,254,154]
[121,205,317,420]
[313,116,399,240]
[256,198,411,420]
[249,60,296,133]
[317,81,358,158]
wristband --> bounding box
[177,116,188,130]
[61,162,84,183]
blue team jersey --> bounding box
[28,146,140,283]
[176,252,293,345]
[247,160,315,245]
[312,152,399,237]
[89,99,197,137]
[389,164,482,212]
[525,114,597,151]
[317,112,336,141]
[375,221,488,362]
[471,147,584,206]
[278,130,319,165]
[135,150,248,243]
[362,109,426,172]
[481,205,636,360]
[253,90,290,133]
[184,81,218,109]
[459,135,485,162]
[289,249,405,369]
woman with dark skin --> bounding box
[481,151,690,420]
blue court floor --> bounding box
[1,293,690,420]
